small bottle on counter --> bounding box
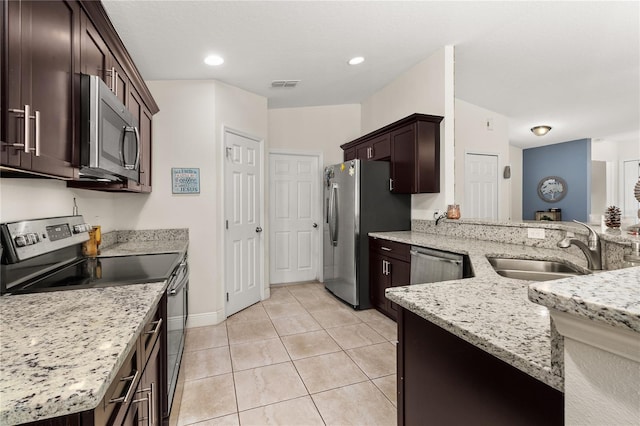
[622,240,640,268]
[447,204,460,219]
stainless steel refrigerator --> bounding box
[323,160,411,309]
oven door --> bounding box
[166,256,188,413]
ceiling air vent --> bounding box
[271,80,300,88]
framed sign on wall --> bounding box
[172,168,200,194]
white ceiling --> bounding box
[102,1,639,149]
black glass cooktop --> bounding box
[9,253,181,294]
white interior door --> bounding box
[224,130,262,316]
[465,153,498,220]
[269,153,320,284]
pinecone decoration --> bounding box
[604,206,621,229]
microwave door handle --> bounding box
[120,126,140,170]
[132,126,140,171]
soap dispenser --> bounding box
[623,241,640,268]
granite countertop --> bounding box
[99,239,188,257]
[0,283,166,425]
[372,230,592,392]
[528,268,640,333]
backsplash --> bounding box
[412,219,635,270]
[101,229,189,249]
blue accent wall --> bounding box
[523,139,591,222]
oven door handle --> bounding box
[168,263,188,296]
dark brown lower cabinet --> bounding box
[369,238,411,321]
[397,308,564,426]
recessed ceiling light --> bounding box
[348,56,365,65]
[204,55,224,66]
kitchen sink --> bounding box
[487,257,588,281]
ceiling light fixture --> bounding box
[531,125,552,136]
[204,55,224,66]
[348,56,365,65]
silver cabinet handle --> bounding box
[256,226,263,233]
[389,178,394,191]
[34,110,40,156]
[24,104,31,153]
[109,369,139,404]
[144,318,163,337]
[138,381,154,424]
[110,66,116,94]
[11,105,31,153]
[114,69,119,97]
[380,247,392,252]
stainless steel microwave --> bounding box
[80,75,140,182]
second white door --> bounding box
[224,130,262,316]
[269,153,320,284]
[464,153,499,220]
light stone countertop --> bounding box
[0,283,166,425]
[371,230,593,392]
[99,239,188,257]
[528,267,640,333]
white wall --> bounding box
[114,80,268,327]
[360,46,455,220]
[454,99,511,220]
[509,145,523,221]
[0,179,119,229]
[268,104,361,167]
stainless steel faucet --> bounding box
[557,220,602,270]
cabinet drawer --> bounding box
[370,238,411,261]
[139,305,162,362]
[96,344,140,425]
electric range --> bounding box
[0,215,189,421]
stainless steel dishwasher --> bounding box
[410,246,463,284]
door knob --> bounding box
[256,226,263,233]
[313,223,318,228]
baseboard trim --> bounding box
[187,310,225,328]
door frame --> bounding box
[268,148,324,283]
[463,151,500,220]
[221,126,265,319]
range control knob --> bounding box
[14,235,27,247]
[73,223,92,234]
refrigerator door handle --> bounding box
[328,183,339,246]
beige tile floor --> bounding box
[170,282,398,426]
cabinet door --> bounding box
[344,148,356,161]
[391,124,416,193]
[369,251,389,313]
[356,142,372,160]
[3,0,31,170]
[112,56,130,106]
[370,133,391,160]
[81,12,111,87]
[127,87,152,192]
[388,259,410,319]
[3,0,79,178]
[138,339,161,426]
[29,0,79,178]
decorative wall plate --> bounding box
[537,176,567,203]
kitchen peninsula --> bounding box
[375,219,639,425]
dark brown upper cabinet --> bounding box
[341,113,443,194]
[2,0,158,192]
[80,11,129,106]
[1,0,81,179]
